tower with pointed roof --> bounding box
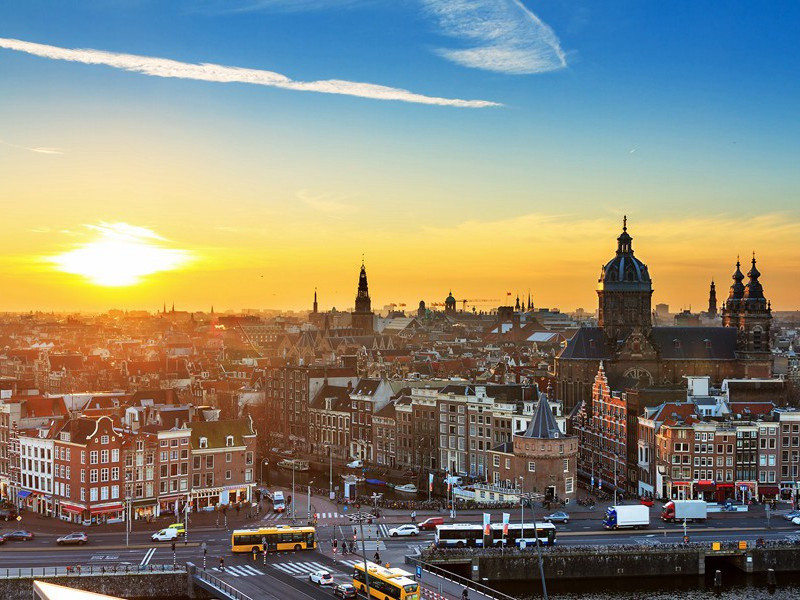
[722,254,772,357]
[597,216,653,341]
[706,280,718,318]
[313,288,318,314]
[351,261,374,334]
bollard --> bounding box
[767,568,776,587]
[714,569,722,588]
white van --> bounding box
[152,528,179,542]
[272,491,286,513]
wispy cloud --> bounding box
[0,37,500,108]
[297,189,355,214]
[194,0,372,13]
[420,0,567,74]
[0,137,63,155]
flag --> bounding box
[506,292,511,296]
[502,513,510,536]
[428,473,434,492]
[483,513,491,536]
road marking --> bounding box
[140,548,156,567]
[272,561,330,576]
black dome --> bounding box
[598,218,652,291]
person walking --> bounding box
[219,557,225,572]
[411,510,416,523]
[462,587,469,600]
[374,551,381,564]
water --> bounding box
[492,571,800,599]
[264,466,424,502]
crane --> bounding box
[460,298,501,310]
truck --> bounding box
[272,490,286,513]
[602,504,650,530]
[661,500,707,522]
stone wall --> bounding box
[0,572,188,600]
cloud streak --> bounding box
[0,137,63,154]
[421,0,567,74]
[0,37,500,108]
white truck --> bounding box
[661,500,707,522]
[602,504,650,530]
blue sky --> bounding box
[1,1,799,312]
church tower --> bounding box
[597,217,653,342]
[313,289,318,314]
[707,280,718,317]
[722,254,772,358]
[351,261,374,334]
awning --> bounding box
[60,503,85,514]
[158,495,185,503]
[717,483,734,488]
[671,481,691,487]
[18,490,32,498]
[759,486,780,495]
[130,499,156,508]
[696,482,716,492]
[90,504,123,515]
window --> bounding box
[226,470,232,480]
[90,469,98,483]
[245,469,253,482]
[493,456,500,468]
[563,459,569,473]
[81,488,85,501]
[81,451,86,464]
[101,435,109,445]
[206,456,214,468]
[505,458,510,470]
[101,468,109,482]
[565,477,574,494]
[226,435,234,447]
[160,451,168,462]
[193,474,201,488]
[111,467,119,481]
[111,449,119,462]
[528,461,535,472]
[199,437,208,449]
[90,488,98,501]
[111,485,119,499]
[193,456,201,470]
[226,452,232,463]
[101,449,109,463]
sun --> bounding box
[51,223,192,286]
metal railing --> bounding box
[193,566,255,600]
[0,564,185,579]
[406,556,516,600]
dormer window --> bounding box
[199,437,208,449]
[226,435,234,447]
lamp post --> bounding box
[184,492,190,546]
[307,480,314,523]
[519,476,525,539]
[125,495,131,547]
[261,459,269,487]
[327,445,333,500]
[292,460,296,521]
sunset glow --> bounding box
[50,223,192,287]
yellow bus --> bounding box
[352,561,420,600]
[230,525,316,553]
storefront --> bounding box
[668,481,692,500]
[759,486,780,501]
[191,485,252,511]
[780,482,798,502]
[59,502,86,524]
[90,503,124,525]
[130,499,157,520]
[735,481,756,502]
[694,480,716,501]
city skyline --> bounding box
[1,1,799,312]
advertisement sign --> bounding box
[429,473,434,492]
[483,513,491,536]
[502,512,510,536]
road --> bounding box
[2,509,799,600]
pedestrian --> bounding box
[219,557,225,572]
[411,510,416,523]
[374,551,381,564]
[462,587,469,600]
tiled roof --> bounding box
[520,395,561,439]
[558,327,611,360]
[189,419,255,449]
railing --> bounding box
[405,556,516,600]
[0,564,185,579]
[193,566,255,600]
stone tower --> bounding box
[722,254,772,356]
[351,261,374,334]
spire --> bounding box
[744,252,764,300]
[354,261,371,314]
[313,288,318,314]
[521,393,561,439]
[616,215,633,254]
[707,279,718,317]
[728,257,745,301]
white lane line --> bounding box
[140,548,156,567]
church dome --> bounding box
[598,217,652,291]
[445,291,456,306]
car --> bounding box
[332,583,358,599]
[308,570,334,585]
[167,523,186,535]
[792,516,800,526]
[57,532,88,545]
[152,528,179,542]
[388,524,419,537]
[0,535,6,545]
[0,507,18,521]
[544,511,570,524]
[4,530,34,541]
[418,516,445,531]
[346,460,363,469]
[783,510,800,521]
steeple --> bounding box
[527,290,532,312]
[313,288,318,314]
[351,259,374,334]
[616,215,633,255]
[707,280,717,317]
[744,252,764,300]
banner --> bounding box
[502,512,510,536]
[483,513,491,536]
[428,473,434,492]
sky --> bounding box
[1,1,799,314]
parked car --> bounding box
[346,460,364,469]
[4,530,34,541]
[152,528,179,542]
[783,510,800,521]
[544,511,570,524]
[388,524,419,537]
[308,570,334,585]
[167,523,186,535]
[0,507,18,521]
[333,583,358,599]
[418,517,445,531]
[56,532,88,545]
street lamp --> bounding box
[292,460,296,521]
[519,476,525,539]
[326,445,333,500]
[261,459,270,487]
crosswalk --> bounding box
[212,564,266,577]
[377,524,390,538]
[271,560,353,577]
[317,512,340,519]
[261,513,284,522]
